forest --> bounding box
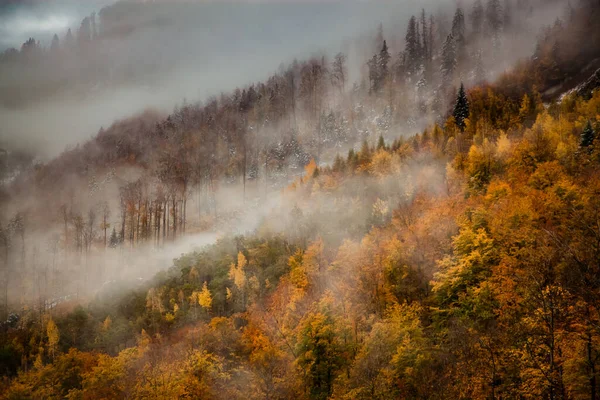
[2,0,600,398]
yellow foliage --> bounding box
[229,251,247,290]
[102,316,112,331]
[198,281,213,310]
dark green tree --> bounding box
[377,135,386,150]
[377,40,391,90]
[471,0,484,36]
[580,120,596,149]
[405,16,419,76]
[109,227,119,248]
[453,83,470,132]
[485,0,502,38]
[441,34,457,80]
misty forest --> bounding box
[2,0,600,398]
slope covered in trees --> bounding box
[2,0,600,398]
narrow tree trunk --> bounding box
[163,200,167,242]
[172,197,177,240]
[183,197,187,234]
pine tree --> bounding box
[580,120,596,149]
[377,40,390,91]
[453,83,470,132]
[441,34,457,80]
[420,9,429,67]
[331,52,347,93]
[375,23,384,52]
[65,28,74,49]
[452,8,466,43]
[405,16,419,76]
[471,0,484,37]
[109,227,119,248]
[486,0,502,38]
[50,34,60,53]
[377,135,386,150]
[452,8,467,74]
[503,0,512,32]
[474,50,486,84]
[367,54,379,93]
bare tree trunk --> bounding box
[155,203,161,247]
[243,136,247,205]
[163,200,168,242]
[172,196,177,240]
[183,197,187,234]
[2,240,8,321]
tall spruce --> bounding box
[453,83,470,132]
[420,9,429,67]
[367,54,379,93]
[452,8,467,74]
[50,34,60,53]
[441,34,457,80]
[405,16,419,76]
[486,0,503,38]
[378,40,390,91]
[580,120,596,149]
[471,0,485,37]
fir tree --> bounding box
[580,120,596,149]
[474,50,486,84]
[471,0,484,37]
[452,8,467,74]
[405,16,419,76]
[453,83,470,132]
[377,40,390,91]
[452,8,466,43]
[65,28,74,49]
[109,227,119,248]
[441,34,457,80]
[50,34,60,53]
[367,54,378,93]
[486,0,502,38]
[420,10,429,67]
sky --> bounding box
[0,0,112,50]
[0,0,455,157]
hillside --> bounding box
[2,0,600,399]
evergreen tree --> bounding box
[486,0,503,38]
[474,50,486,84]
[50,34,60,53]
[453,83,470,132]
[375,22,384,53]
[441,34,457,80]
[65,28,74,49]
[367,54,379,93]
[78,16,92,46]
[405,16,419,76]
[503,0,512,32]
[471,0,485,37]
[91,12,97,40]
[377,40,390,91]
[109,227,119,248]
[420,9,429,67]
[452,8,466,42]
[452,8,467,74]
[427,15,435,77]
[580,120,596,149]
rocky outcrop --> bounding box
[577,68,600,100]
